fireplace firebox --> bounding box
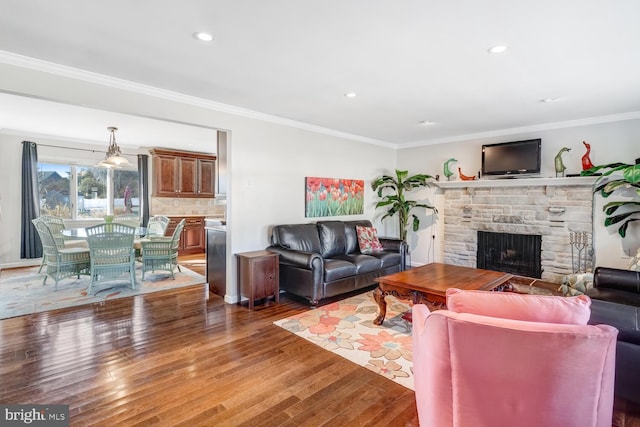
[477,231,542,278]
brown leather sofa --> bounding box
[586,266,640,403]
[266,220,406,306]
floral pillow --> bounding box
[628,248,640,271]
[356,226,383,254]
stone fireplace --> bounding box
[437,177,595,283]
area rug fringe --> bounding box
[274,291,414,390]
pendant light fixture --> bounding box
[98,126,130,168]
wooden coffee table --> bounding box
[373,262,513,325]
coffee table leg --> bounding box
[373,286,387,325]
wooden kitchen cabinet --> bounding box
[166,216,205,254]
[151,148,216,198]
[196,158,215,197]
[236,250,279,310]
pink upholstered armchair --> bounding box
[412,289,618,427]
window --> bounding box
[77,166,107,219]
[37,163,139,219]
[114,169,139,215]
[38,164,72,218]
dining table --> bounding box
[62,227,148,239]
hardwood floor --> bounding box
[1,254,638,426]
[0,256,417,426]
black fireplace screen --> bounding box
[477,231,542,278]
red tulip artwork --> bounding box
[305,177,364,217]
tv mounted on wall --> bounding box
[481,139,541,178]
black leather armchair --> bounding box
[267,220,406,305]
[586,267,640,403]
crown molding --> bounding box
[402,111,640,148]
[3,50,639,151]
[0,50,395,149]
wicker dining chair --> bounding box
[32,219,91,289]
[86,223,137,294]
[133,216,170,259]
[113,213,140,229]
[36,215,89,273]
[147,216,170,237]
[140,219,185,280]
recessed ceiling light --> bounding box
[344,92,357,98]
[540,97,561,103]
[419,120,435,126]
[193,32,214,42]
[488,45,507,54]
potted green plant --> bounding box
[582,161,640,237]
[371,169,437,241]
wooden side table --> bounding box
[236,250,279,309]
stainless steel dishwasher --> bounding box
[205,219,227,296]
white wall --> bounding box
[0,62,397,302]
[397,119,640,270]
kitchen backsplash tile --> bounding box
[151,197,225,217]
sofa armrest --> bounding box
[378,237,406,253]
[593,267,640,294]
[266,246,323,270]
[378,237,407,270]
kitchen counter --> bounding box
[205,218,226,231]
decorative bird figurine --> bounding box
[554,147,571,177]
[581,141,594,171]
[458,167,477,181]
[443,158,458,181]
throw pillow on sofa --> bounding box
[356,225,383,254]
[558,272,594,296]
[628,247,640,271]
[445,288,592,325]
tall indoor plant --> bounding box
[371,169,437,241]
[582,161,640,238]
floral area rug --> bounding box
[0,264,206,320]
[274,291,414,390]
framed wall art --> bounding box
[305,177,364,218]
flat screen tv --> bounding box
[481,139,541,178]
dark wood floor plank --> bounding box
[1,256,639,426]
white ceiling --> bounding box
[0,0,639,149]
[0,92,219,151]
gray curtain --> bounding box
[21,141,42,259]
[138,154,150,227]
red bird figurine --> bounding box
[458,167,477,181]
[582,141,594,171]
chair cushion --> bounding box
[366,251,402,268]
[317,221,346,258]
[59,247,90,255]
[334,254,381,274]
[356,226,383,254]
[445,288,592,325]
[272,224,322,254]
[324,259,357,282]
[63,239,89,249]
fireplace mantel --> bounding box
[436,176,596,190]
